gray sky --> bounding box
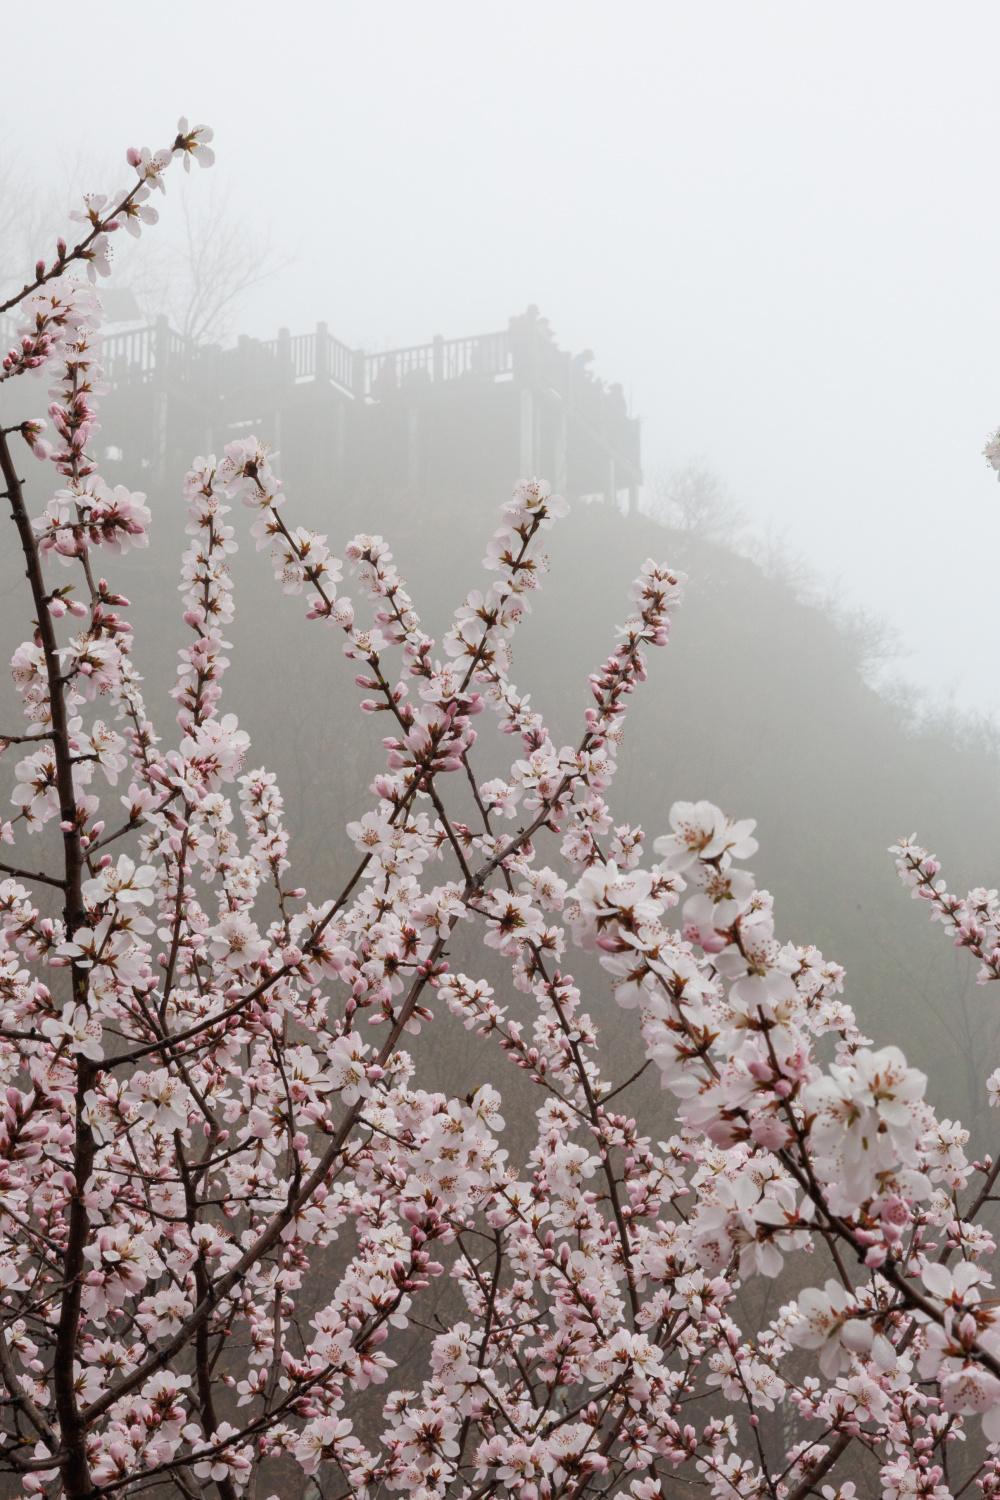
[7,1,1000,713]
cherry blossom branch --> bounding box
[0,122,214,318]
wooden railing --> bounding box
[87,319,515,401]
[2,310,637,464]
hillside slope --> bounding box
[2,468,996,1136]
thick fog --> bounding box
[6,3,1000,1121]
[7,2,1000,710]
[7,15,1000,1487]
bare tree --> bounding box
[646,460,748,544]
[120,176,290,344]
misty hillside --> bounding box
[22,468,984,1141]
[1,436,995,1131]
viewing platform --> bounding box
[2,306,642,511]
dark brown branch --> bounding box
[786,1433,852,1500]
[0,862,66,890]
[0,1322,57,1447]
[1,428,96,1500]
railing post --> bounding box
[352,349,366,400]
[153,315,170,382]
[277,326,292,385]
[432,334,444,383]
[315,322,329,381]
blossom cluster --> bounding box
[0,123,999,1500]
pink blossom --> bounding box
[2,172,1000,1500]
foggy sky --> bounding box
[7,1,1000,714]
